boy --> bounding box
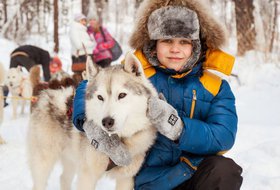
[72,0,243,189]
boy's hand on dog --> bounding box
[147,93,183,141]
[83,120,132,166]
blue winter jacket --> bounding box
[72,80,87,132]
[72,49,238,190]
[133,49,237,190]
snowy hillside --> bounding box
[0,38,280,190]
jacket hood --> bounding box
[129,0,227,50]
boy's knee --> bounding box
[199,156,243,189]
[202,156,242,176]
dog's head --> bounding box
[5,66,24,88]
[50,70,70,81]
[85,53,157,137]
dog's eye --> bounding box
[97,95,104,101]
[118,93,127,100]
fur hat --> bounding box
[74,13,86,22]
[130,0,227,50]
[147,6,200,40]
[145,6,201,72]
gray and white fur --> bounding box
[27,52,158,190]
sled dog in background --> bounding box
[5,66,33,119]
[28,53,158,190]
[0,62,5,144]
[29,65,78,111]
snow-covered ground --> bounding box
[0,38,280,190]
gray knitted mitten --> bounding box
[83,120,132,166]
[147,93,183,140]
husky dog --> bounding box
[27,53,158,190]
[50,70,70,81]
[0,62,5,144]
[5,66,33,119]
[29,65,78,111]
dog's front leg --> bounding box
[21,99,26,115]
[76,147,108,190]
[11,98,17,119]
[116,177,134,190]
[60,155,77,190]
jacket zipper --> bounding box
[190,90,197,119]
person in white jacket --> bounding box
[69,13,96,73]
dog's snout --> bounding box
[102,117,115,129]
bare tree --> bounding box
[95,0,105,23]
[53,0,59,53]
[233,0,256,56]
[82,0,90,16]
[1,0,8,23]
[60,0,69,32]
[254,0,280,62]
[1,0,35,43]
[268,0,278,53]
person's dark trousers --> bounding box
[173,156,243,190]
[37,51,51,82]
[3,85,9,107]
[10,55,51,82]
[41,51,51,81]
[96,58,112,68]
[10,55,36,70]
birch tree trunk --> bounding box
[269,0,278,53]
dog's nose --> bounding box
[102,117,115,129]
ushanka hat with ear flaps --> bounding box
[147,6,200,40]
[129,0,228,73]
[146,6,201,72]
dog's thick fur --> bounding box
[5,66,33,119]
[29,66,78,111]
[50,70,70,81]
[28,53,158,190]
[0,62,5,144]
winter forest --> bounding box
[0,0,280,190]
[0,0,280,59]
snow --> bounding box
[1,38,280,190]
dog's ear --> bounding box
[86,56,99,82]
[124,52,144,78]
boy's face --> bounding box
[156,38,193,72]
